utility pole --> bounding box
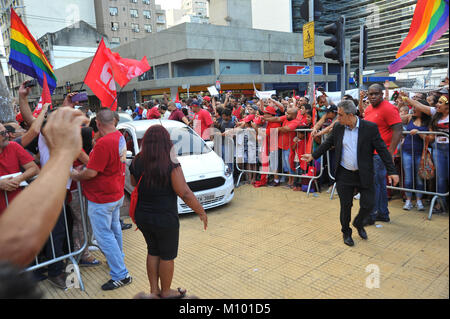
[309,0,315,103]
[340,16,346,99]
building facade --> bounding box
[166,0,209,29]
[51,22,345,107]
[94,0,166,47]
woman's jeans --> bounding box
[433,143,449,203]
[87,196,128,281]
[402,151,424,199]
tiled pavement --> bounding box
[37,185,449,299]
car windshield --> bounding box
[137,126,211,156]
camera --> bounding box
[24,79,37,88]
[71,92,88,102]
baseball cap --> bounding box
[203,96,211,102]
[326,105,337,113]
[264,106,277,115]
[249,104,258,111]
[191,101,200,107]
[243,114,255,123]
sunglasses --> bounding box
[0,130,8,137]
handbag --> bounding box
[129,175,143,225]
[418,137,435,180]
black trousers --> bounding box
[336,166,375,236]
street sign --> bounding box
[303,21,315,59]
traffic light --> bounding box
[323,18,344,64]
[353,68,360,88]
[351,25,368,68]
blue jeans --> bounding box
[402,151,424,199]
[370,154,389,220]
[282,149,294,174]
[88,196,128,281]
[433,143,449,198]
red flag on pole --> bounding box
[84,39,117,111]
[33,73,52,117]
[104,48,151,88]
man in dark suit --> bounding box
[302,100,399,246]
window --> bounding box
[130,0,137,3]
[111,37,120,44]
[131,23,139,32]
[144,24,152,33]
[111,22,119,31]
[143,0,150,4]
[130,9,138,18]
[143,10,151,19]
[156,15,165,24]
[219,60,261,75]
[109,7,118,16]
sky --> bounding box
[155,0,182,10]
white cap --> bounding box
[136,103,140,107]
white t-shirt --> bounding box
[429,107,449,143]
[38,134,73,189]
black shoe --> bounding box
[362,217,375,226]
[375,215,390,222]
[121,221,132,230]
[343,235,354,247]
[268,181,280,187]
[101,274,132,291]
[48,273,67,290]
[356,227,368,240]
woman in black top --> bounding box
[129,125,207,299]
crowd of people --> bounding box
[0,74,448,296]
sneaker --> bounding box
[48,273,67,290]
[375,215,390,222]
[121,220,132,230]
[416,201,425,211]
[403,202,413,211]
[353,193,360,200]
[101,274,132,291]
[268,181,280,187]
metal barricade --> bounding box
[216,127,323,197]
[327,130,449,220]
[2,181,89,290]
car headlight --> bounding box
[224,165,232,177]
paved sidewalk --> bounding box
[37,185,449,299]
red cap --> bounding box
[264,106,277,115]
[203,96,211,101]
[295,96,300,99]
[243,114,255,123]
[16,112,24,123]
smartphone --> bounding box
[71,91,88,102]
[24,79,37,88]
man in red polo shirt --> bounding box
[192,101,214,140]
[71,108,131,291]
[263,105,282,186]
[363,84,402,225]
[0,123,39,215]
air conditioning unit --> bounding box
[145,28,151,33]
[112,26,118,31]
[133,28,140,32]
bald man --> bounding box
[71,108,132,291]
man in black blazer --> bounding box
[302,100,399,246]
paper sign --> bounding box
[207,85,219,96]
[253,82,276,100]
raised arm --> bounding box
[399,92,433,116]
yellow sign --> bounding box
[303,22,315,59]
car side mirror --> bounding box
[126,151,134,159]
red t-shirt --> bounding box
[81,131,126,204]
[193,109,213,140]
[278,116,300,150]
[0,142,34,214]
[364,100,401,150]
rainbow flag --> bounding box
[8,8,57,93]
[388,0,449,74]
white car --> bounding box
[118,119,234,214]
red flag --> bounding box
[33,73,52,117]
[104,48,150,88]
[84,39,117,111]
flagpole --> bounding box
[110,86,125,110]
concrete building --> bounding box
[166,0,209,29]
[52,22,344,108]
[37,21,109,71]
[94,0,167,47]
[1,0,97,94]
